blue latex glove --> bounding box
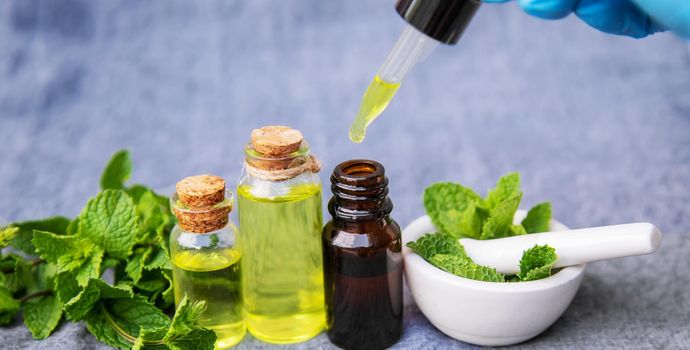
[484,0,690,39]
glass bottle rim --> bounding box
[332,159,386,185]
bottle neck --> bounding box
[328,160,393,222]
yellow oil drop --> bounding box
[349,75,401,143]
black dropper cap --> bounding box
[396,0,481,45]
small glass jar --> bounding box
[237,126,325,344]
[170,185,245,349]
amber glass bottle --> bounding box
[322,159,403,350]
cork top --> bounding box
[172,174,231,233]
[250,125,303,156]
[175,174,225,208]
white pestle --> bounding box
[460,223,662,275]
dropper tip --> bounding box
[348,124,366,143]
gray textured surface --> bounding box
[0,0,688,349]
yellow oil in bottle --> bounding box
[172,248,245,349]
[349,75,401,143]
[237,183,325,344]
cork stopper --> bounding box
[172,175,231,233]
[176,175,225,208]
[251,126,303,157]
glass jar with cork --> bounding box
[170,174,245,349]
[237,126,326,344]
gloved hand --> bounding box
[483,0,690,39]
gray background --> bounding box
[0,0,689,349]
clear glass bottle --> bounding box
[322,160,403,350]
[237,126,325,344]
[170,175,245,349]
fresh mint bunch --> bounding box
[0,150,216,349]
[409,172,558,282]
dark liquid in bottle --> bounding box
[322,160,403,350]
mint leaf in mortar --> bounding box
[485,172,521,209]
[518,245,557,281]
[424,182,486,238]
[406,232,468,260]
[480,192,523,240]
[521,202,552,233]
[430,254,505,282]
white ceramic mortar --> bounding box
[402,210,585,346]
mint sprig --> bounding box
[0,150,216,349]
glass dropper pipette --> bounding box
[349,25,439,143]
[349,0,482,143]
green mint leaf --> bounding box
[429,254,505,282]
[32,230,102,284]
[165,296,206,339]
[23,294,63,339]
[164,296,216,350]
[424,182,485,237]
[55,271,81,304]
[67,218,80,235]
[521,202,552,233]
[0,254,33,293]
[126,184,153,204]
[406,232,467,261]
[64,279,134,321]
[0,286,20,325]
[134,190,175,251]
[510,224,527,236]
[31,263,57,293]
[10,216,70,255]
[100,150,132,190]
[160,270,174,307]
[63,283,101,321]
[32,230,93,265]
[485,172,521,209]
[480,192,523,240]
[78,189,138,259]
[74,249,104,287]
[135,274,167,293]
[167,329,217,350]
[131,268,173,309]
[522,265,553,281]
[145,248,172,271]
[126,247,153,284]
[437,201,490,239]
[518,245,557,281]
[85,296,171,350]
